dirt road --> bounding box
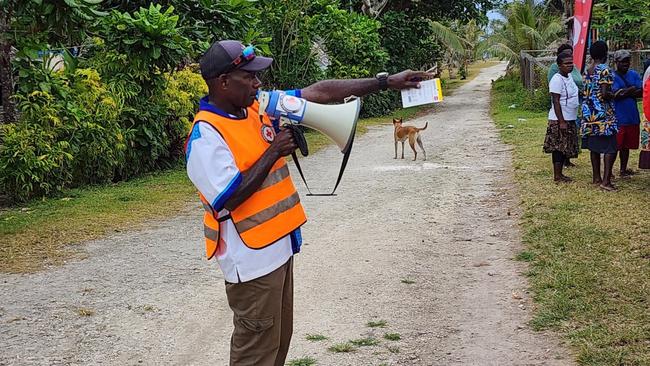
[0,63,573,365]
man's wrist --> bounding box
[265,145,280,161]
[375,72,389,91]
[386,74,398,90]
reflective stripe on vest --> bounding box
[200,193,220,259]
[188,102,307,253]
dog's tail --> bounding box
[418,122,428,131]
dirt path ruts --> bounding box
[0,63,573,365]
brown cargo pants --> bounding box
[225,257,293,366]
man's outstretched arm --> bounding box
[301,70,432,104]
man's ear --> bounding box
[217,74,229,89]
[206,76,226,91]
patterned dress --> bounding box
[581,64,618,137]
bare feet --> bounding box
[599,183,617,191]
[620,169,635,177]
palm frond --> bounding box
[429,20,465,54]
[487,42,519,61]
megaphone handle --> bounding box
[287,115,356,196]
[284,124,308,157]
[329,133,354,195]
[290,136,353,197]
[290,151,317,196]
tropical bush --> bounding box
[0,4,205,201]
[255,0,332,90]
[312,5,392,117]
[0,112,73,202]
[313,5,388,79]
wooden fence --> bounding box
[519,49,650,91]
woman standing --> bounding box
[611,50,643,177]
[544,51,580,181]
[547,44,584,167]
[581,41,618,191]
[640,66,650,169]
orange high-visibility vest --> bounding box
[188,101,307,259]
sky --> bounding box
[487,10,503,21]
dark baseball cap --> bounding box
[199,40,273,80]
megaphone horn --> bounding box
[258,91,360,154]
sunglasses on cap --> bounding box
[222,45,256,74]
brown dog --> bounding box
[393,118,427,161]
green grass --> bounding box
[0,168,195,273]
[383,332,401,341]
[491,75,650,365]
[327,343,356,353]
[387,346,400,354]
[366,320,388,328]
[305,334,328,341]
[350,337,380,347]
[286,357,317,366]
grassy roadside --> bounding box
[491,75,649,365]
[0,61,496,274]
[0,168,196,273]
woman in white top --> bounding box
[543,51,580,182]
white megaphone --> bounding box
[257,90,361,196]
[257,90,360,154]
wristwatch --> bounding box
[375,72,389,90]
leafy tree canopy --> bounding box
[352,0,505,23]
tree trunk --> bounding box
[0,7,15,124]
[361,0,389,18]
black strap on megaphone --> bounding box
[282,123,355,197]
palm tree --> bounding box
[428,19,489,79]
[486,0,564,67]
[428,20,466,78]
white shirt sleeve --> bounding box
[549,74,564,95]
[185,122,241,211]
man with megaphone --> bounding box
[185,40,430,365]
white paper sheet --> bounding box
[400,79,443,108]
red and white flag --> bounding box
[573,0,595,72]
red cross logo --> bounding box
[261,125,275,143]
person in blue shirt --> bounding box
[612,49,644,177]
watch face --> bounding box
[376,72,388,79]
